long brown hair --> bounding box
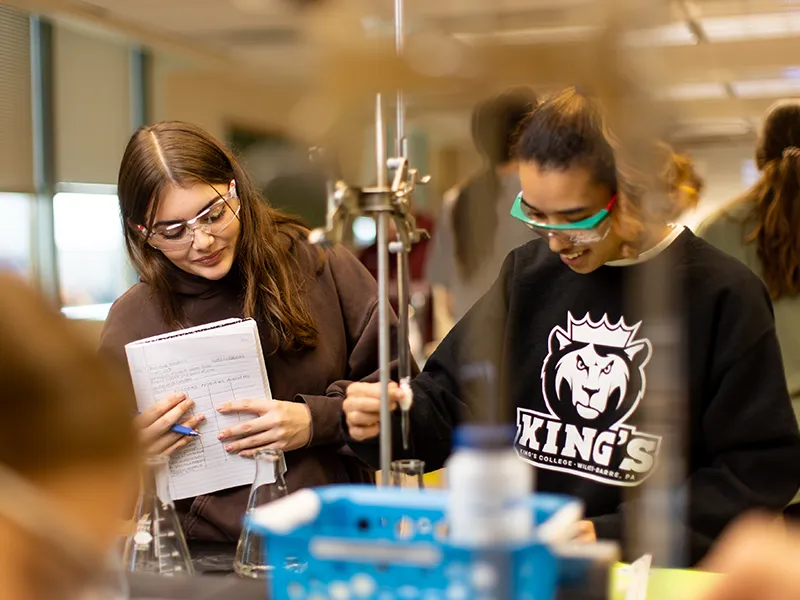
[742,100,800,299]
[118,121,320,351]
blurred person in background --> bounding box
[697,99,800,428]
[100,121,397,547]
[0,272,139,599]
[343,88,800,566]
[358,213,434,284]
[426,87,539,325]
[668,147,706,229]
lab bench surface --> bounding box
[129,573,266,600]
[128,574,609,600]
[127,541,609,599]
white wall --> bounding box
[679,142,757,230]
[151,60,376,183]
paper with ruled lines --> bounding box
[125,318,272,500]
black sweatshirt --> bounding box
[347,229,800,566]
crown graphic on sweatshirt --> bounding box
[567,313,641,348]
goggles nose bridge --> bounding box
[190,222,215,242]
[193,222,213,235]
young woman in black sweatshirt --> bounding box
[342,88,800,566]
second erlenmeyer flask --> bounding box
[123,455,194,576]
[234,449,288,579]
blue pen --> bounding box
[170,423,201,437]
[135,412,200,437]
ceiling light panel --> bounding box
[731,78,800,98]
[669,118,753,139]
[452,25,597,44]
[702,12,800,42]
[623,22,697,47]
[657,82,729,100]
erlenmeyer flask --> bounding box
[234,449,288,579]
[123,455,194,576]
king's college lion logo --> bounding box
[516,313,662,486]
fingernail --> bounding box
[217,402,228,412]
[238,452,247,458]
[225,444,234,452]
[217,432,225,440]
[197,414,205,421]
[176,392,186,400]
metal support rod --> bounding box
[377,211,393,483]
[376,94,387,187]
[394,0,404,53]
[375,95,393,482]
[396,247,411,383]
[394,0,406,158]
[396,91,406,157]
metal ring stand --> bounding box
[308,0,428,481]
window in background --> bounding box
[0,193,31,276]
[54,188,132,319]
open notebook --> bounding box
[125,318,272,500]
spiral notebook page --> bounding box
[126,319,272,500]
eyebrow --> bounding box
[152,193,224,228]
[519,195,591,217]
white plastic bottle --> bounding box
[445,424,534,547]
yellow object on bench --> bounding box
[610,562,723,600]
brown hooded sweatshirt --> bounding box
[99,235,395,542]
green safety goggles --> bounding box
[510,193,617,245]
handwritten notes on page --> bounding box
[125,318,272,500]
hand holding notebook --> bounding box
[134,395,206,456]
[215,398,311,457]
[125,318,276,500]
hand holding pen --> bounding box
[134,392,205,457]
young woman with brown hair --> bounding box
[343,88,800,566]
[100,121,391,544]
[698,99,800,416]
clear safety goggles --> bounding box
[510,193,617,245]
[133,180,240,252]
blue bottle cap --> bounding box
[453,424,517,450]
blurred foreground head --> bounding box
[0,273,139,598]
